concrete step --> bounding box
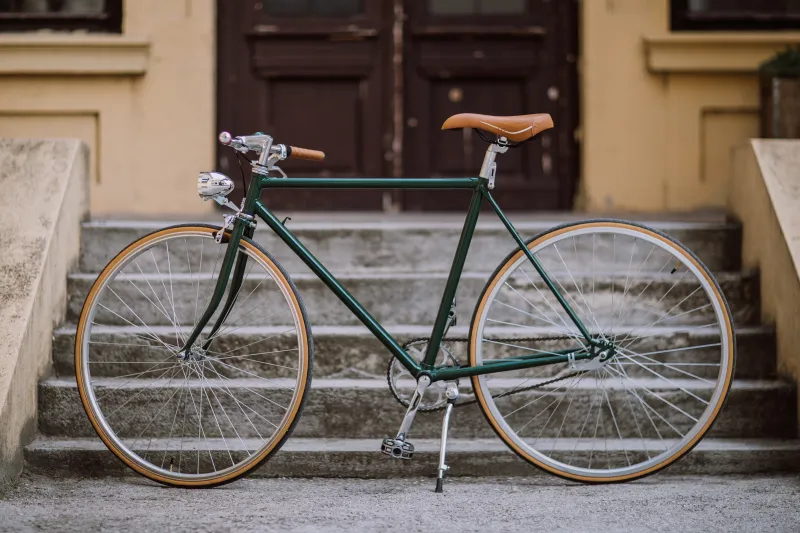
[78,218,742,274]
[24,437,800,478]
[65,270,759,327]
[53,324,777,380]
[37,378,796,440]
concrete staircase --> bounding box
[24,214,800,478]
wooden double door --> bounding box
[217,0,578,211]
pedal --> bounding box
[381,437,414,460]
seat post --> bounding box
[479,138,509,189]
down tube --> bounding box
[254,201,421,375]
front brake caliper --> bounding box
[215,214,236,243]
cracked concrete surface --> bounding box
[1,474,799,532]
[0,139,88,491]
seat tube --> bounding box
[423,187,484,368]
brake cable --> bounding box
[235,151,250,198]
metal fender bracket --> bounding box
[215,215,236,243]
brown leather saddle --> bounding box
[441,113,554,142]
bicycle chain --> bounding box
[388,336,585,412]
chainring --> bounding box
[387,339,459,412]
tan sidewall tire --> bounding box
[75,225,313,488]
[468,220,735,483]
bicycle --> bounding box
[75,112,735,490]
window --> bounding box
[671,0,800,31]
[0,0,122,32]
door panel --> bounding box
[402,0,576,211]
[217,0,391,209]
[216,0,577,211]
[270,79,362,174]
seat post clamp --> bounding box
[479,141,509,190]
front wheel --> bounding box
[75,224,313,487]
[469,220,735,483]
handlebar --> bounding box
[287,146,326,161]
[218,131,325,162]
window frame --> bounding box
[671,0,800,31]
[0,0,122,33]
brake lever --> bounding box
[231,141,249,154]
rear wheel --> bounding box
[469,220,735,482]
[75,224,313,487]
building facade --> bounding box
[0,0,798,216]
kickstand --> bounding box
[435,382,459,493]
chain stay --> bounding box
[390,336,584,411]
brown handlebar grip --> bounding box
[288,146,326,161]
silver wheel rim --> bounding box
[473,224,733,480]
[78,228,308,483]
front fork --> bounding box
[199,225,255,351]
[179,216,255,358]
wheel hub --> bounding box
[598,347,615,362]
[571,344,616,371]
[177,345,207,362]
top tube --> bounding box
[254,176,483,190]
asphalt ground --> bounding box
[1,473,799,532]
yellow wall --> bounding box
[0,0,216,217]
[2,1,799,216]
[580,0,800,212]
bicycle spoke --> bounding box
[203,307,290,344]
[617,345,717,384]
[161,371,188,469]
[604,365,650,460]
[129,368,183,450]
[603,365,696,428]
[209,354,297,370]
[200,360,255,457]
[100,293,174,353]
[614,353,710,405]
[90,322,179,349]
[191,361,235,467]
[201,361,277,433]
[551,243,606,336]
[483,338,582,359]
[214,328,298,357]
[516,267,589,349]
[150,249,185,346]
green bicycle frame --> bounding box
[181,170,599,383]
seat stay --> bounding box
[484,190,594,343]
